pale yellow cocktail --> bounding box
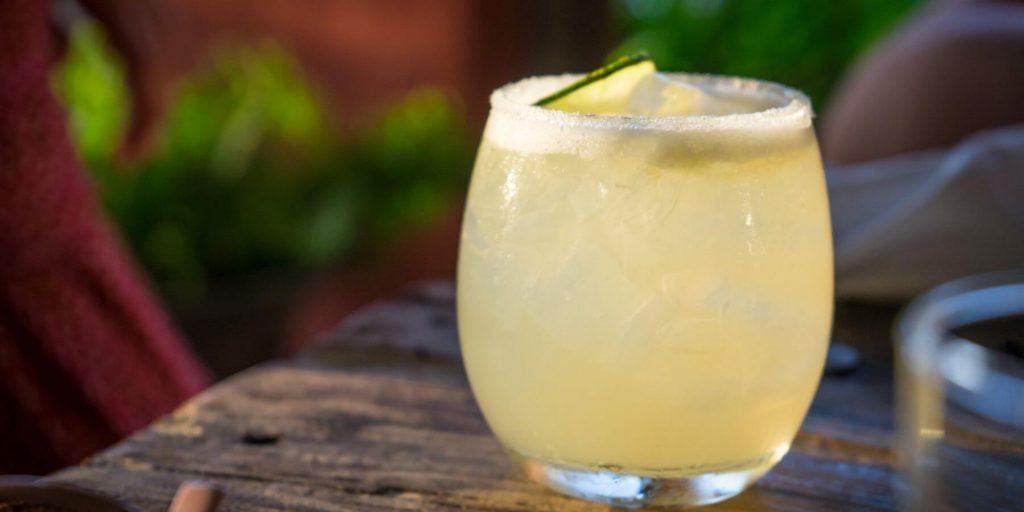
[457,63,832,507]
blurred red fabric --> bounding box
[0,0,209,473]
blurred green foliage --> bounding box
[613,0,922,110]
[55,23,470,301]
[56,3,924,303]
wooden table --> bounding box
[39,282,1011,510]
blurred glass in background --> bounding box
[896,271,1024,511]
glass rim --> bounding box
[896,269,1024,344]
[488,72,814,134]
[895,269,1024,430]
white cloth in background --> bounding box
[828,124,1024,300]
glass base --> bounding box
[519,457,767,509]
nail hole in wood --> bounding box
[242,431,280,445]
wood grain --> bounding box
[40,282,1021,511]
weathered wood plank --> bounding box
[46,362,897,511]
[36,281,1019,511]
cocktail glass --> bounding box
[457,73,833,508]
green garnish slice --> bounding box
[533,52,653,107]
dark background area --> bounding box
[54,0,924,377]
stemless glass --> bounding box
[457,73,833,508]
[895,271,1024,511]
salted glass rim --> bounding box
[489,72,814,133]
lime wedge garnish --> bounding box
[533,52,753,117]
[533,53,654,111]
